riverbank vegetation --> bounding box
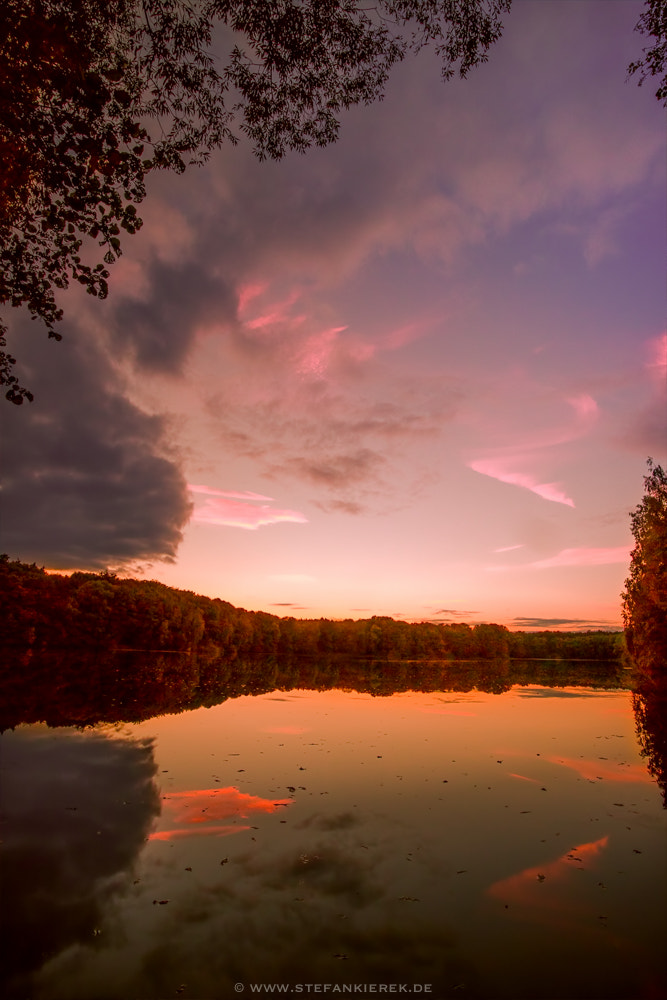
[2,555,623,662]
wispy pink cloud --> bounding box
[469,459,575,507]
[527,546,631,569]
[380,322,425,351]
[296,326,348,378]
[566,393,598,422]
[646,332,667,376]
[487,546,632,573]
[237,282,267,314]
[188,484,307,530]
[466,391,601,507]
[189,484,274,501]
[243,289,302,330]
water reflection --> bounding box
[151,787,293,840]
[0,649,630,729]
[633,676,667,807]
[1,656,665,999]
[0,729,159,997]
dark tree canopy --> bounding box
[628,0,667,106]
[0,0,662,402]
[622,459,667,678]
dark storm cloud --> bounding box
[109,257,236,374]
[0,729,160,994]
[2,323,192,568]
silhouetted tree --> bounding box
[622,459,667,679]
[628,0,667,106]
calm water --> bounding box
[1,672,666,999]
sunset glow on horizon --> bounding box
[4,1,665,631]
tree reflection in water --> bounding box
[1,649,664,809]
[632,671,667,807]
[0,649,630,728]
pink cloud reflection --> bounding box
[149,786,293,841]
[150,824,249,841]
[546,755,652,784]
[486,836,609,928]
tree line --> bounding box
[1,555,624,662]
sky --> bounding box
[3,0,666,630]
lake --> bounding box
[1,658,665,999]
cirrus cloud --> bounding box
[188,484,307,530]
[490,546,631,572]
[469,458,576,507]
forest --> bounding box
[1,555,624,663]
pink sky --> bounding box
[3,1,665,630]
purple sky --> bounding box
[4,0,665,629]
